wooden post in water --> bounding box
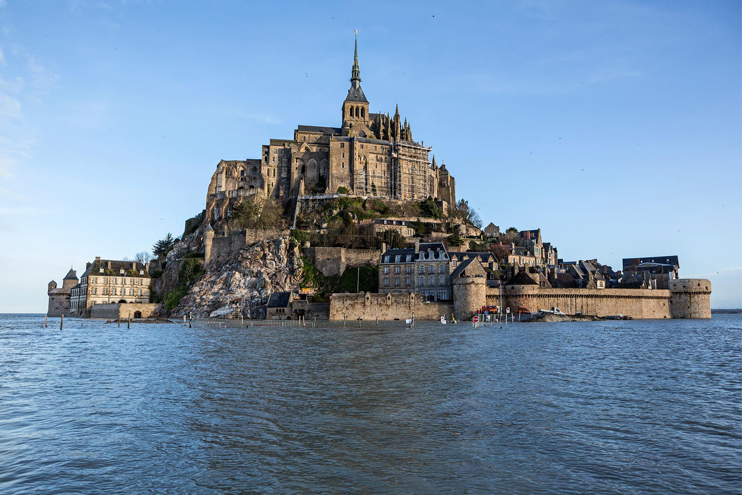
[60,314,64,330]
[44,315,48,328]
[128,317,131,329]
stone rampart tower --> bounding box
[669,279,712,319]
[452,259,487,320]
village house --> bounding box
[69,257,152,317]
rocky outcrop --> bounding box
[173,236,303,319]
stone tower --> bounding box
[669,279,712,319]
[451,259,487,320]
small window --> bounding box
[395,266,400,274]
[395,277,400,287]
[384,278,389,287]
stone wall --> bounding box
[330,291,453,321]
[489,286,675,319]
[669,279,712,319]
[304,247,380,277]
[209,228,290,264]
[91,303,159,319]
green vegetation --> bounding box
[337,186,349,194]
[153,233,178,258]
[230,197,284,230]
[160,257,205,312]
[300,256,379,297]
[452,199,483,229]
[182,210,205,239]
[419,196,443,219]
[447,231,465,247]
[338,265,379,293]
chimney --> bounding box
[381,242,387,254]
[414,239,420,253]
[107,260,111,269]
[95,256,101,261]
[86,262,91,269]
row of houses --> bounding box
[47,257,152,318]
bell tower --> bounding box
[341,31,370,134]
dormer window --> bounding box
[120,269,125,275]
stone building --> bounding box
[47,268,78,317]
[205,33,456,223]
[69,257,151,317]
[379,241,497,302]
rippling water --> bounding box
[0,314,740,493]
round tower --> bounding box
[62,269,78,290]
[669,279,712,319]
[452,276,486,320]
[48,280,57,294]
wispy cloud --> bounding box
[0,205,48,216]
[0,93,22,118]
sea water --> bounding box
[0,314,739,493]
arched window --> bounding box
[251,167,257,174]
[300,164,305,175]
[428,276,435,285]
[361,107,365,118]
[355,107,359,118]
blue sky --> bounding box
[0,0,739,311]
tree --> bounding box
[501,227,521,245]
[489,244,511,262]
[258,199,283,228]
[447,231,465,247]
[153,233,177,258]
[453,199,482,229]
[135,252,153,264]
[419,196,443,219]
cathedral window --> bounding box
[361,107,365,118]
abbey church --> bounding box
[206,34,456,222]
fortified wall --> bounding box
[204,228,289,266]
[303,247,380,277]
[491,278,711,319]
[90,303,159,320]
[330,292,453,321]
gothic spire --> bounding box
[351,30,361,86]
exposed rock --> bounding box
[173,236,303,319]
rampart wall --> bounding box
[330,292,453,321]
[481,278,712,319]
[304,247,380,277]
[90,303,159,319]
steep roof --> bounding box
[345,84,368,103]
[267,292,291,308]
[63,269,78,280]
[506,271,538,286]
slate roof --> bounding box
[449,251,495,263]
[555,273,577,288]
[90,259,149,278]
[505,271,538,286]
[451,257,478,278]
[297,125,342,135]
[267,292,291,308]
[63,269,78,280]
[345,84,368,103]
[623,256,679,271]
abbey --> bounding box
[206,34,456,222]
